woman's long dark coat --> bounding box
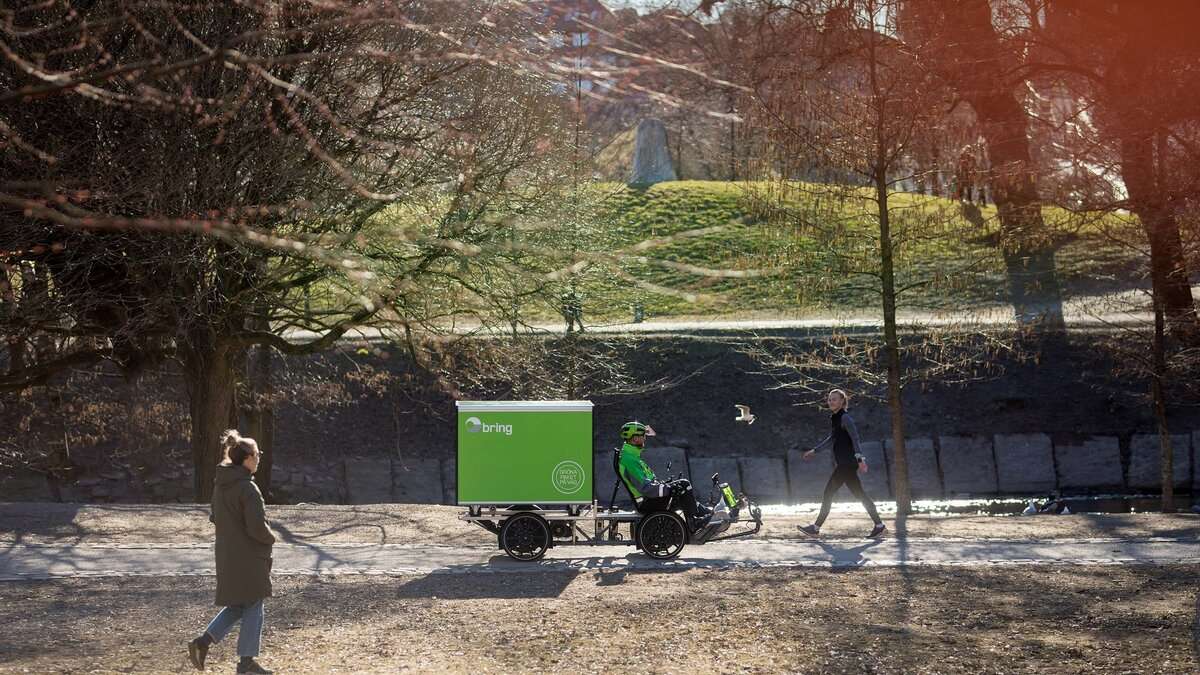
[210,463,275,606]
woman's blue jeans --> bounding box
[204,599,264,657]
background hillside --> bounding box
[509,180,1146,324]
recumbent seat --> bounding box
[609,447,672,515]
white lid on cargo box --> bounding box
[455,400,593,412]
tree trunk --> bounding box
[877,172,912,515]
[1152,295,1175,513]
[1144,209,1195,327]
[862,6,912,515]
[905,0,1066,330]
[0,263,23,374]
[1103,3,1198,331]
[1119,133,1197,329]
[971,94,1066,331]
[241,343,275,503]
[185,342,239,502]
[886,358,910,515]
[20,262,57,358]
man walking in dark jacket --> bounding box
[799,389,886,539]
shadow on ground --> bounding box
[394,567,580,600]
[1,563,1197,673]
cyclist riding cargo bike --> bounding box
[456,401,761,561]
[617,421,711,531]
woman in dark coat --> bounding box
[188,430,275,674]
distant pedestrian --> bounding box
[561,287,584,333]
[798,389,886,539]
[187,430,275,674]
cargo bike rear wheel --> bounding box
[636,511,687,560]
[500,512,551,561]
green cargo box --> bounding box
[456,401,594,505]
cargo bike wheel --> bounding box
[500,512,551,561]
[636,511,687,560]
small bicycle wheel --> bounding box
[500,512,550,561]
[636,511,687,560]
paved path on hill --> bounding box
[3,536,1198,580]
[287,288,1200,342]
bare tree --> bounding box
[711,0,1030,513]
[0,1,580,499]
[697,0,1069,332]
[1013,0,1200,509]
[1029,0,1200,332]
[1,1,772,500]
[899,0,1068,331]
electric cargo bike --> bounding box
[456,401,763,561]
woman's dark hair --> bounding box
[219,429,259,467]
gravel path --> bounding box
[3,537,1200,581]
[2,504,1197,581]
[2,503,1196,547]
[1,504,1197,673]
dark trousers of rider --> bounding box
[639,481,702,520]
[815,464,882,527]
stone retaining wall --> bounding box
[2,432,1196,505]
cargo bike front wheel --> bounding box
[500,512,551,561]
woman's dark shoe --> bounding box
[186,638,209,670]
[797,524,820,538]
[237,657,273,674]
[868,523,887,538]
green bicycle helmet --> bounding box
[620,421,655,440]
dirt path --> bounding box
[2,503,1196,547]
[2,505,1197,673]
[288,285,1200,340]
[4,537,1200,582]
[1,566,1196,674]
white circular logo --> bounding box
[551,460,585,495]
[465,416,482,433]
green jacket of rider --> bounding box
[618,442,670,500]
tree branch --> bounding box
[0,348,112,391]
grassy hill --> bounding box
[350,180,1147,326]
[562,180,1144,323]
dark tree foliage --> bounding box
[0,1,568,499]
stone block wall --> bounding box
[739,457,789,504]
[441,459,457,505]
[995,434,1055,495]
[939,436,997,496]
[886,438,942,499]
[1128,434,1191,489]
[593,451,627,505]
[690,456,742,494]
[856,441,891,498]
[653,447,690,482]
[392,458,443,504]
[4,430,1196,506]
[345,458,393,505]
[786,448,831,502]
[1055,437,1122,490]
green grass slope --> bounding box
[564,180,1144,323]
